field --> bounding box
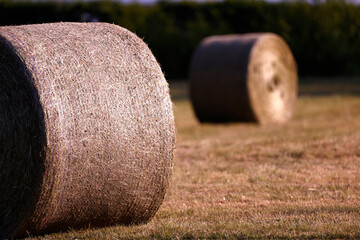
[26,77,360,239]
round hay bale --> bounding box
[0,22,175,239]
[189,33,298,124]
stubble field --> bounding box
[26,77,360,239]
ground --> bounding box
[26,77,360,239]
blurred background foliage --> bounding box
[0,0,359,79]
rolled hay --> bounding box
[0,22,175,239]
[189,33,298,124]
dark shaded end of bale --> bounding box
[0,35,46,239]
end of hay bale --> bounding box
[0,35,47,239]
[247,33,298,124]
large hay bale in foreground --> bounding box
[0,22,175,239]
[189,33,298,124]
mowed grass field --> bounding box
[26,77,360,239]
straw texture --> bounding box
[0,22,175,238]
[189,33,298,124]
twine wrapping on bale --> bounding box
[0,22,175,239]
[189,33,298,124]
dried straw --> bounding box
[189,33,298,124]
[0,22,175,238]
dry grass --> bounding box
[24,77,360,239]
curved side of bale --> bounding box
[0,22,175,238]
[189,34,259,123]
[189,33,297,124]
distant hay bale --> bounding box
[189,33,298,124]
[0,22,175,239]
